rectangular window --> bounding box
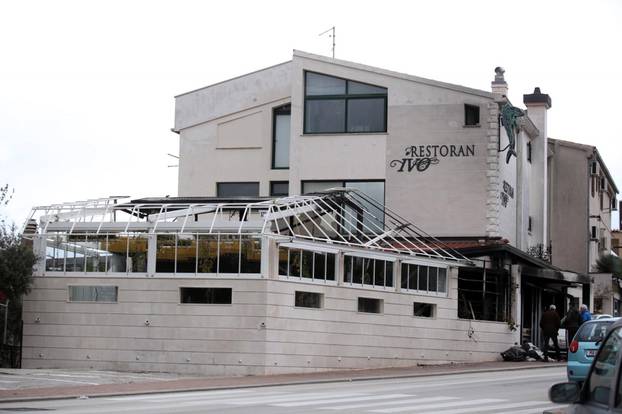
[240,236,261,273]
[180,287,232,304]
[295,291,323,309]
[401,263,447,294]
[69,286,118,302]
[216,182,259,197]
[272,104,291,169]
[358,297,383,314]
[270,181,289,197]
[218,235,240,273]
[197,235,218,273]
[85,234,107,273]
[464,104,480,126]
[304,71,387,134]
[66,234,86,272]
[127,234,148,273]
[344,255,394,288]
[457,268,509,322]
[176,234,197,273]
[592,226,597,239]
[526,142,532,163]
[528,216,533,233]
[156,234,176,273]
[413,302,435,318]
[278,246,336,281]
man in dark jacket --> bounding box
[564,305,581,344]
[540,304,561,361]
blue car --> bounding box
[567,317,619,383]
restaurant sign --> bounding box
[390,144,476,172]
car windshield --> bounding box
[577,321,614,342]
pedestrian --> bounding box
[540,304,561,361]
[580,304,592,325]
[564,305,581,343]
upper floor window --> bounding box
[464,104,480,126]
[272,104,291,169]
[217,182,259,197]
[304,72,387,134]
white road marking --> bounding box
[107,389,255,401]
[229,392,365,405]
[371,398,505,413]
[274,393,411,407]
[497,406,563,414]
[414,400,553,414]
[321,396,459,410]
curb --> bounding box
[0,362,565,404]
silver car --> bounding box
[547,318,622,413]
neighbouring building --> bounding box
[23,51,612,374]
[612,230,622,257]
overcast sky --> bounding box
[1,0,620,230]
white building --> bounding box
[22,51,601,374]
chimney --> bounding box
[491,67,508,97]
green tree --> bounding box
[0,185,36,358]
[595,253,622,277]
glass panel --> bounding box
[347,80,387,95]
[305,99,345,133]
[218,235,240,273]
[278,247,289,276]
[358,297,382,313]
[306,72,346,96]
[240,236,261,273]
[414,302,434,317]
[374,260,385,286]
[438,268,447,293]
[197,235,218,273]
[352,256,363,284]
[270,182,289,197]
[216,182,259,197]
[127,234,148,273]
[408,264,418,290]
[273,113,291,168]
[46,234,67,272]
[85,234,107,272]
[69,286,118,302]
[429,267,438,292]
[302,181,343,194]
[176,234,197,273]
[326,253,335,281]
[363,258,373,285]
[180,287,232,304]
[401,263,408,289]
[344,181,385,233]
[589,327,622,405]
[66,234,86,272]
[418,266,429,291]
[156,235,176,273]
[106,234,127,272]
[344,255,352,283]
[289,249,301,277]
[386,262,393,287]
[295,291,322,308]
[301,250,313,278]
[314,252,326,280]
[347,98,386,133]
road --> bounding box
[0,366,567,414]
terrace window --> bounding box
[304,72,387,134]
[344,255,394,288]
[278,246,336,282]
[400,263,447,295]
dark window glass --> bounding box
[352,256,363,284]
[314,252,326,280]
[363,258,374,285]
[305,99,346,133]
[272,105,291,169]
[278,247,288,275]
[197,235,218,273]
[326,253,336,281]
[306,72,346,95]
[66,234,86,272]
[464,104,480,126]
[358,297,382,314]
[180,287,232,304]
[428,267,438,292]
[295,291,323,308]
[348,80,387,95]
[414,302,435,318]
[69,286,118,302]
[401,263,408,289]
[127,234,148,273]
[577,321,615,342]
[289,249,301,277]
[270,181,289,197]
[438,268,447,293]
[240,236,261,273]
[347,98,386,132]
[216,182,259,197]
[374,260,385,286]
[527,142,532,163]
[302,250,313,278]
[176,234,197,273]
[457,268,509,322]
[218,235,240,273]
[344,255,353,283]
[418,266,428,291]
[385,262,393,287]
[156,235,176,273]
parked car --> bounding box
[547,318,622,413]
[593,314,613,320]
[567,318,619,383]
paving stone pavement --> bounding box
[0,361,565,403]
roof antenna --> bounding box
[319,26,335,58]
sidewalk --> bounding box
[0,360,565,403]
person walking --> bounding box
[564,305,581,344]
[540,304,561,361]
[580,304,592,325]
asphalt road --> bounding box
[0,366,568,414]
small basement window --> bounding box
[358,297,383,314]
[295,291,323,308]
[180,287,232,304]
[464,104,480,126]
[69,286,118,302]
[413,302,435,318]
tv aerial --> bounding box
[319,26,335,58]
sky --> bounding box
[0,0,620,230]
